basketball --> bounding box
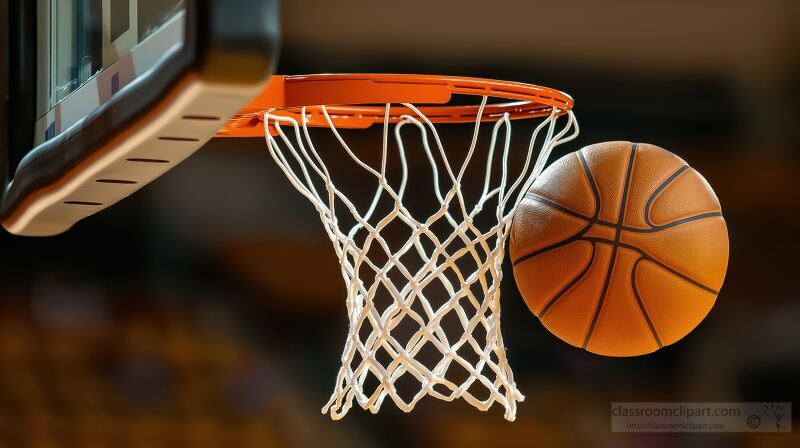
[510,141,729,357]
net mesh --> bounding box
[262,98,578,421]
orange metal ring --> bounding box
[216,74,574,137]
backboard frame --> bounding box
[0,0,280,236]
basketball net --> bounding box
[263,99,578,421]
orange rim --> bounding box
[216,74,574,137]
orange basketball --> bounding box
[510,141,729,357]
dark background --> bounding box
[1,0,799,446]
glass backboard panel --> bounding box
[36,0,185,119]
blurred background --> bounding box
[1,0,799,446]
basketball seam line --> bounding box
[536,235,717,348]
[579,237,720,295]
[578,150,602,220]
[511,220,593,267]
[519,193,722,235]
[538,243,597,318]
[510,150,601,268]
[582,142,637,349]
[644,165,690,228]
[631,257,664,348]
[526,149,605,340]
[511,201,722,287]
[521,194,611,224]
[622,212,723,233]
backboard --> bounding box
[0,0,280,236]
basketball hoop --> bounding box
[218,74,578,421]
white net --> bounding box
[262,98,578,421]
